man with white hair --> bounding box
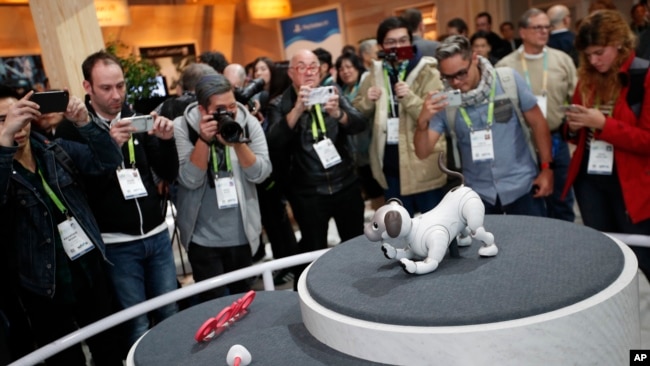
[547,4,578,66]
[223,63,247,89]
[267,49,366,282]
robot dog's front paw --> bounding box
[382,243,397,259]
[400,259,417,274]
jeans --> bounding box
[289,182,365,254]
[187,243,252,302]
[384,176,444,217]
[483,192,546,217]
[256,181,298,260]
[105,230,178,348]
[574,171,650,279]
[545,133,575,222]
[20,251,122,366]
[288,183,365,289]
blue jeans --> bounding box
[105,230,178,348]
[545,133,575,222]
[483,192,546,217]
[384,176,444,217]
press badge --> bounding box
[215,176,239,209]
[58,217,94,260]
[587,140,614,175]
[536,94,548,119]
[313,138,342,169]
[470,129,495,162]
[386,117,400,145]
[116,168,148,199]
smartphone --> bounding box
[30,90,69,114]
[307,86,335,106]
[379,46,415,62]
[124,115,154,133]
[444,89,462,107]
[559,105,578,113]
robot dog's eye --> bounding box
[372,222,379,230]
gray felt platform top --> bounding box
[133,291,389,366]
[305,215,625,326]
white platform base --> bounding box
[299,236,641,365]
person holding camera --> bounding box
[174,74,271,301]
[0,89,123,365]
[267,49,366,286]
[353,16,447,217]
[54,51,180,353]
[414,35,553,216]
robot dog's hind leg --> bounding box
[462,197,498,257]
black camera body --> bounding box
[213,108,248,143]
[234,78,265,112]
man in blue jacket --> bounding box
[0,89,123,365]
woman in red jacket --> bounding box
[562,10,650,277]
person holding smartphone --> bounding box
[353,16,447,217]
[561,10,650,278]
[54,51,179,354]
[0,87,123,365]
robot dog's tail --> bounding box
[438,152,465,186]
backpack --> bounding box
[627,57,650,118]
[445,67,536,169]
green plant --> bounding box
[106,41,160,105]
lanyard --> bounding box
[311,104,327,141]
[210,144,232,173]
[127,135,136,167]
[383,62,408,118]
[459,69,498,130]
[520,49,548,94]
[37,168,68,216]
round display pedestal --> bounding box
[299,216,641,365]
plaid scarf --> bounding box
[460,56,495,107]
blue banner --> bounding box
[280,9,340,49]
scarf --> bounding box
[460,56,495,107]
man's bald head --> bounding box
[288,49,320,89]
[223,63,247,89]
[547,4,570,29]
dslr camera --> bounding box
[213,108,249,143]
[234,78,265,112]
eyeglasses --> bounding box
[527,25,551,32]
[383,36,410,48]
[194,290,256,342]
[440,60,472,82]
[291,64,319,74]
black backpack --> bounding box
[626,57,650,117]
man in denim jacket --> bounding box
[0,90,123,365]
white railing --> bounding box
[605,233,650,248]
[9,249,328,366]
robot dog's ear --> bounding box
[384,210,402,238]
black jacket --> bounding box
[267,87,366,195]
[55,101,179,235]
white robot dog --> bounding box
[364,154,498,275]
